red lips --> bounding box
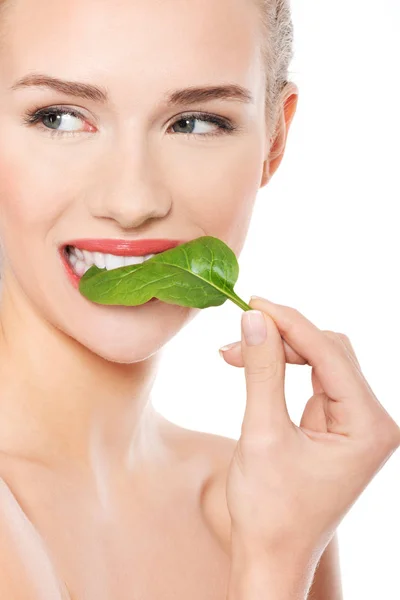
[62,239,185,256]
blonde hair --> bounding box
[255,0,295,139]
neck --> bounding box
[0,274,167,483]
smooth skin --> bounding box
[0,0,392,598]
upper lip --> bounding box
[62,238,186,257]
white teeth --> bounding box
[66,246,156,277]
[105,253,125,270]
[93,251,106,269]
[69,252,78,267]
[75,260,87,276]
[142,253,156,263]
[82,250,92,263]
[124,255,146,266]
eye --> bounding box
[167,112,236,138]
[22,106,94,138]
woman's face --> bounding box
[0,0,271,363]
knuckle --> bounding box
[336,331,348,339]
[323,331,355,360]
[368,419,400,452]
[337,332,351,343]
[323,330,350,343]
[387,423,400,449]
[239,432,283,455]
[322,330,338,342]
[284,305,301,316]
[246,359,281,383]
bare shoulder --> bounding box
[156,413,236,554]
[157,417,343,599]
[156,412,236,470]
[0,477,70,600]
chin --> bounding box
[51,299,200,365]
[79,328,166,364]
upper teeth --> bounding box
[67,246,156,276]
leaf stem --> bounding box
[228,291,252,311]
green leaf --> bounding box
[78,235,252,311]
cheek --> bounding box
[0,151,70,259]
[214,146,263,253]
[170,138,264,255]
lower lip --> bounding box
[60,248,159,304]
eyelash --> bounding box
[21,105,238,140]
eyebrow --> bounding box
[10,73,255,106]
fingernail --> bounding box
[218,341,239,357]
[242,310,268,346]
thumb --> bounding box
[240,308,292,440]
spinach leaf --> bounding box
[78,235,251,311]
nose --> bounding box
[90,151,172,229]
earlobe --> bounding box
[259,160,270,188]
[259,112,287,188]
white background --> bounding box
[153,0,400,597]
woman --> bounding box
[0,0,398,599]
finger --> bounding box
[240,309,293,440]
[323,331,361,370]
[248,297,369,408]
[324,331,384,411]
[219,339,308,366]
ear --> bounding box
[260,83,299,188]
